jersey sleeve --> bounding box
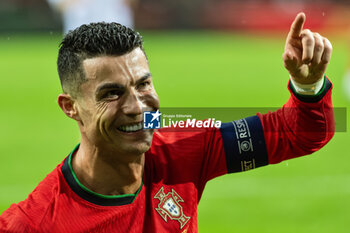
[258,77,334,164]
[218,77,334,175]
[203,77,334,180]
[0,204,35,233]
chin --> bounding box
[117,133,153,154]
[122,142,152,155]
[100,129,154,156]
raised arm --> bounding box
[260,12,334,164]
[219,13,334,175]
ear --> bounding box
[58,94,81,121]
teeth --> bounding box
[118,123,143,132]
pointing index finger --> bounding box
[288,12,306,38]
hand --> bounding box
[283,12,332,84]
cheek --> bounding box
[78,105,94,127]
[95,102,116,125]
[80,102,110,132]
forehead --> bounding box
[82,48,149,83]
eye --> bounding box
[137,81,151,90]
[102,89,123,99]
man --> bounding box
[0,13,334,232]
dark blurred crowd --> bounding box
[0,0,349,32]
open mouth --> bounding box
[117,122,143,133]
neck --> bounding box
[71,139,145,196]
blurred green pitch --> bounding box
[0,31,349,233]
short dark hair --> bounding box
[57,22,144,97]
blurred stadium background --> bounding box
[0,0,349,232]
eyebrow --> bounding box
[95,72,152,94]
[96,83,124,94]
[135,72,152,85]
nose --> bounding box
[121,90,143,116]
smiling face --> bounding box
[74,48,159,155]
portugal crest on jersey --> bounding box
[154,187,190,229]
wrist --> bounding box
[290,76,325,95]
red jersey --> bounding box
[0,78,334,233]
